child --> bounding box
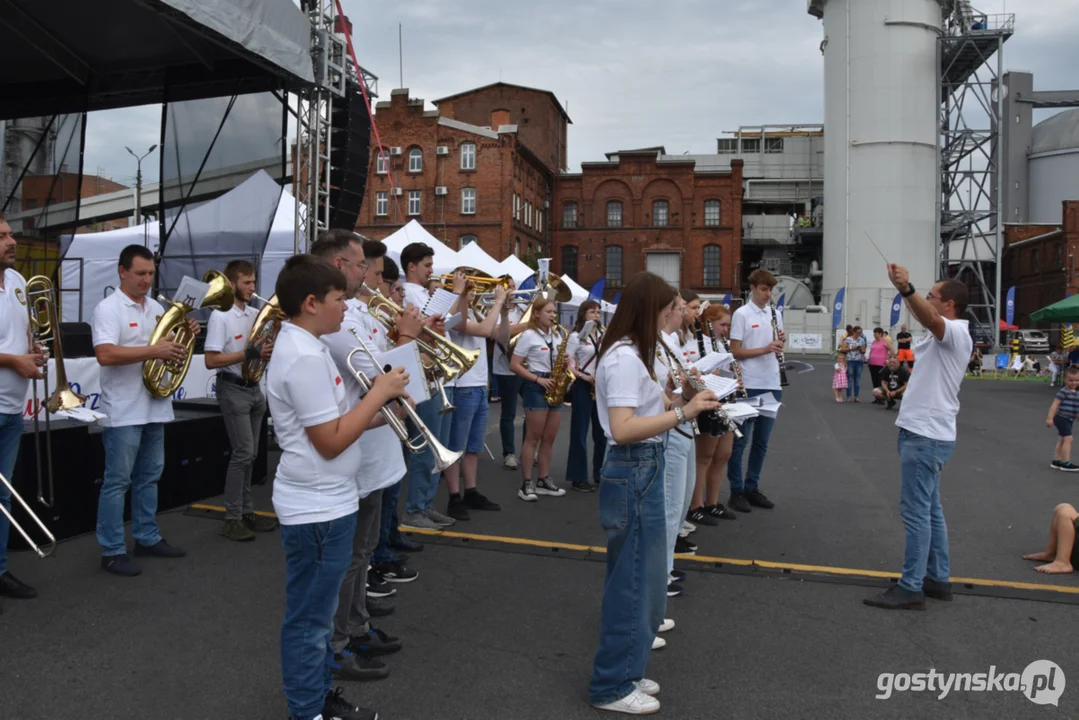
[1046,367,1079,472]
[833,352,848,403]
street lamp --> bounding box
[125,144,157,225]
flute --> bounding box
[658,335,742,440]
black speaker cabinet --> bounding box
[326,80,372,229]
[58,322,94,358]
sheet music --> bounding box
[374,342,431,403]
[174,276,210,308]
[53,406,107,423]
[693,351,733,375]
[724,402,760,424]
[444,312,463,333]
[701,374,739,400]
[755,391,783,418]
[421,288,459,318]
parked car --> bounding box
[1007,330,1050,354]
[970,325,995,352]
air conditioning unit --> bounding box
[392,188,403,196]
[389,147,403,156]
[542,200,550,209]
[434,186,448,196]
[436,146,450,156]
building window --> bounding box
[704,199,721,227]
[460,143,476,170]
[408,190,421,216]
[460,234,477,248]
[563,203,578,228]
[741,138,761,153]
[703,245,721,288]
[408,148,423,172]
[375,191,388,216]
[1032,249,1040,273]
[376,150,388,174]
[514,237,521,257]
[607,201,623,228]
[653,200,669,227]
[716,138,737,154]
[562,246,578,281]
[537,211,543,234]
[606,246,623,287]
[1057,243,1064,269]
[765,137,784,153]
[513,193,520,220]
[461,188,476,215]
[526,202,532,227]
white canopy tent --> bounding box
[496,255,534,285]
[380,220,460,275]
[559,274,590,304]
[454,241,503,277]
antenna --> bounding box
[398,23,403,88]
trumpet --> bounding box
[242,293,284,383]
[436,268,514,295]
[476,289,535,307]
[0,472,57,558]
[346,329,462,472]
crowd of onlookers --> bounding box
[832,325,911,409]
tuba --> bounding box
[143,270,234,398]
[242,293,284,383]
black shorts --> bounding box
[1053,414,1074,437]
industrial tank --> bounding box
[1029,108,1079,223]
[808,0,945,333]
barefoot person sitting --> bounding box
[1023,503,1079,574]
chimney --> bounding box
[491,109,511,130]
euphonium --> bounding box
[143,270,234,398]
[242,293,284,383]
[545,325,576,407]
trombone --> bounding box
[0,472,57,558]
[345,329,462,472]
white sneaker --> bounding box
[651,635,666,650]
[593,688,661,715]
[657,618,675,633]
[503,454,518,470]
[682,520,696,535]
[635,678,660,696]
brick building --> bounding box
[20,173,130,233]
[550,149,743,299]
[1002,200,1079,327]
[355,83,570,262]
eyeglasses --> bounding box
[926,292,939,301]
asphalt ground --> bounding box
[1,364,1078,719]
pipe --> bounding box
[843,0,850,329]
[993,31,1004,349]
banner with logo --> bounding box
[890,293,903,328]
[832,287,846,329]
[1005,286,1016,328]
[721,291,732,309]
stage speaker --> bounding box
[59,322,94,358]
[327,80,372,229]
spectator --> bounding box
[1023,504,1079,575]
[842,326,868,402]
[832,352,848,403]
[873,356,910,410]
[896,324,915,369]
[867,327,893,403]
[1046,367,1079,472]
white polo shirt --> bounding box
[513,328,558,374]
[596,340,667,446]
[91,289,174,428]
[730,301,782,391]
[450,313,488,389]
[268,322,361,524]
[569,329,601,377]
[896,317,972,442]
[492,306,522,376]
[0,269,30,414]
[204,303,258,377]
[403,282,430,313]
[680,331,701,366]
[321,299,405,497]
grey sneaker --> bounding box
[535,477,566,497]
[423,507,456,527]
[400,512,441,531]
[503,454,519,470]
[518,479,538,502]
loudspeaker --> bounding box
[58,322,93,358]
[327,80,372,229]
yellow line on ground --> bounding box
[186,503,1079,596]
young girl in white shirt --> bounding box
[588,272,718,716]
[510,297,568,501]
[566,300,605,492]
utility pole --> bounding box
[125,144,157,225]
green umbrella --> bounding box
[1030,294,1079,323]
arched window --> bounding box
[562,246,578,281]
[704,199,721,226]
[606,245,623,287]
[375,150,388,174]
[703,245,721,288]
[459,235,477,249]
[653,200,669,227]
[460,143,476,170]
[408,148,423,172]
[607,201,623,228]
[562,202,578,229]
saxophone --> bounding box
[545,325,576,406]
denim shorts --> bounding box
[448,386,489,453]
[1054,414,1074,437]
[522,374,561,412]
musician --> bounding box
[443,270,507,520]
[204,259,277,542]
[92,245,196,576]
[589,272,717,715]
[383,256,406,308]
[269,253,408,720]
[510,297,567,501]
[0,214,44,602]
[726,268,784,513]
[566,300,605,492]
[399,242,456,531]
[492,278,527,470]
[678,289,702,365]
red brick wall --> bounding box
[1001,204,1079,326]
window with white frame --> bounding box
[537,211,543,234]
[408,148,423,172]
[461,188,476,215]
[526,202,532,227]
[376,151,388,174]
[513,193,520,220]
[704,199,721,226]
[653,200,669,227]
[408,190,421,215]
[460,143,476,170]
[460,234,477,248]
[563,203,577,228]
[607,200,623,228]
[375,191,388,216]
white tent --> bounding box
[454,241,503,277]
[559,274,589,304]
[496,254,534,285]
[380,220,460,275]
[60,223,160,322]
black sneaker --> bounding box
[674,536,697,555]
[1061,462,1079,473]
[922,577,954,601]
[446,494,471,521]
[1051,460,1063,470]
[667,582,683,597]
[389,535,423,552]
[371,561,418,584]
[687,507,719,526]
[330,649,389,681]
[365,571,397,599]
[745,490,774,509]
[706,504,737,521]
[322,686,380,719]
[0,571,37,599]
[670,569,686,583]
[101,554,141,577]
[463,488,502,510]
[571,480,596,492]
[863,585,926,611]
[728,493,752,513]
[133,539,186,558]
[886,400,896,410]
[349,626,402,657]
[366,596,395,617]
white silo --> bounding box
[1028,109,1079,223]
[808,0,945,331]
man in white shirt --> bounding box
[204,259,277,542]
[0,214,45,603]
[92,245,197,577]
[727,268,786,513]
[865,265,972,611]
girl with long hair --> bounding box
[566,300,605,491]
[510,297,568,501]
[678,289,702,365]
[588,272,718,715]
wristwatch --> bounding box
[901,283,916,298]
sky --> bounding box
[78,0,1079,188]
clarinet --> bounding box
[657,336,699,437]
[770,303,790,387]
[695,320,707,362]
[720,336,749,401]
[659,335,742,440]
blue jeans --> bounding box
[448,386,488,454]
[280,511,357,720]
[0,412,24,574]
[372,476,403,565]
[663,428,694,574]
[496,373,523,457]
[897,429,955,592]
[97,423,165,556]
[589,442,668,707]
[727,389,782,494]
[847,360,864,398]
[405,389,454,516]
[567,379,605,484]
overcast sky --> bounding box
[80,0,1078,187]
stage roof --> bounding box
[0,0,314,120]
